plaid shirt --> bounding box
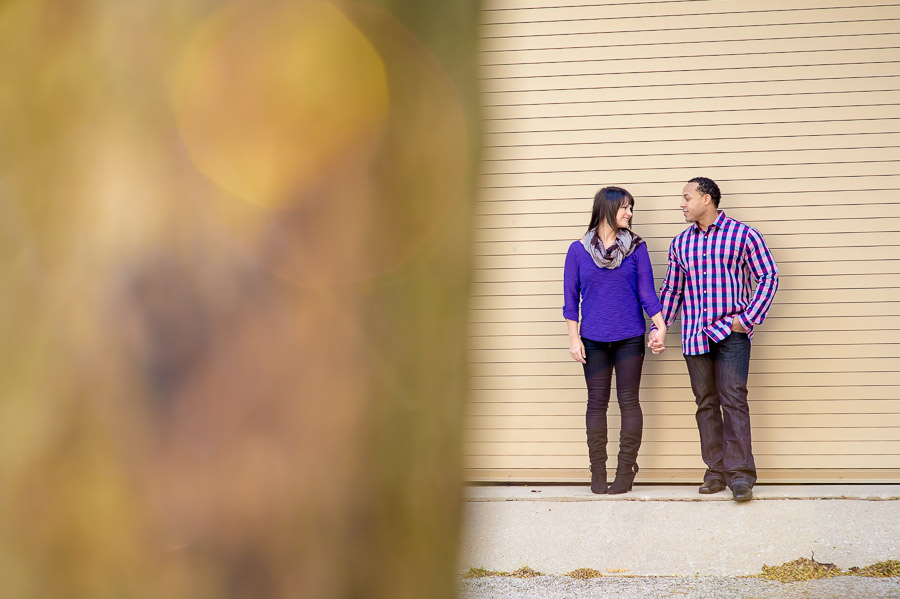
[656,211,778,355]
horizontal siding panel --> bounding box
[478,175,900,201]
[483,55,900,84]
[470,386,900,403]
[474,237,899,256]
[481,0,883,13]
[469,371,898,389]
[471,278,900,298]
[473,250,900,270]
[483,133,900,162]
[469,329,895,349]
[468,302,900,322]
[485,85,900,118]
[480,146,900,173]
[476,194,900,216]
[474,202,900,223]
[481,33,900,66]
[483,0,704,11]
[469,291,899,309]
[484,105,900,133]
[464,440,900,456]
[483,63,900,93]
[473,264,900,282]
[469,317,900,336]
[470,357,900,376]
[480,6,900,38]
[474,241,900,259]
[480,162,900,188]
[463,467,900,483]
[482,2,900,21]
[472,218,900,241]
[465,426,900,443]
[470,261,900,283]
[485,119,900,149]
[466,399,900,416]
[464,454,900,468]
[482,0,714,9]
[470,343,900,362]
[465,413,900,429]
[480,1,893,22]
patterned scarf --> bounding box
[581,228,644,269]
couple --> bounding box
[563,177,779,502]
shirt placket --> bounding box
[689,229,704,352]
[702,228,711,328]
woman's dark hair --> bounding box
[587,186,634,233]
[688,176,721,207]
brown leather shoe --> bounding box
[698,479,726,494]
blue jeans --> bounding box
[683,332,756,487]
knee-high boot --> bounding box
[608,428,641,494]
[586,430,608,494]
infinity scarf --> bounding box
[581,228,644,269]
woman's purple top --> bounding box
[563,239,663,343]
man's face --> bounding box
[680,182,710,224]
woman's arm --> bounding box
[634,244,667,353]
[563,243,586,363]
[635,243,663,318]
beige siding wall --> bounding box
[467,0,900,482]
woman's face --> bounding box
[616,202,633,229]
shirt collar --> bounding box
[693,210,727,233]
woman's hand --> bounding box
[565,319,586,364]
[648,327,666,354]
[570,337,586,364]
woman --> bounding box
[563,187,666,494]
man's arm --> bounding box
[736,228,778,330]
[656,243,685,328]
[649,243,684,350]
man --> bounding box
[649,177,778,502]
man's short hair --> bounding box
[688,177,721,208]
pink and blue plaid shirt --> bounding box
[657,211,779,355]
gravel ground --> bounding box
[458,575,900,599]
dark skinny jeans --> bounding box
[581,335,645,472]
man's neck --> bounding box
[696,210,719,232]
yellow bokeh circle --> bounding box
[173,0,389,209]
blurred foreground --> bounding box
[0,1,477,597]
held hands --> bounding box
[569,337,586,364]
[648,326,666,354]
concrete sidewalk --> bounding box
[459,485,900,577]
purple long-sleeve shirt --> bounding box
[563,240,663,342]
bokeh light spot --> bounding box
[173,0,389,209]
